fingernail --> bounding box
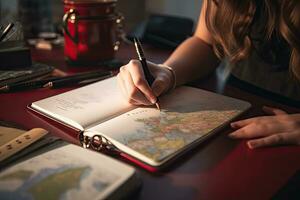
[247,141,256,149]
[153,89,160,97]
[152,85,163,97]
[145,95,156,104]
[231,123,237,128]
[228,133,236,138]
[150,97,157,104]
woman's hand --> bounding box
[117,60,174,105]
[229,106,300,149]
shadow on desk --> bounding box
[228,75,300,109]
[272,170,300,200]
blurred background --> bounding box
[0,0,202,39]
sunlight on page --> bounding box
[31,77,135,130]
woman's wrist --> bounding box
[158,64,177,92]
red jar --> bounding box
[62,0,123,65]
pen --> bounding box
[0,76,60,92]
[0,23,14,42]
[43,71,113,88]
[0,70,114,92]
[133,37,161,111]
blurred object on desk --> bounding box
[0,21,23,42]
[117,0,146,31]
[0,1,19,36]
[0,120,59,170]
[27,32,64,51]
[0,69,113,92]
[62,0,125,66]
[0,63,54,87]
[18,0,54,39]
[0,33,56,88]
[127,14,194,49]
[0,22,14,42]
[0,41,32,69]
[43,70,114,89]
[0,125,49,164]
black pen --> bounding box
[0,23,14,42]
[133,37,160,110]
[0,76,60,92]
[0,70,114,92]
[43,71,113,88]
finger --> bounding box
[228,122,286,139]
[117,73,128,99]
[119,65,146,105]
[151,76,167,97]
[247,132,297,149]
[123,70,152,105]
[231,116,271,129]
[262,106,287,116]
[117,73,141,105]
[128,60,157,104]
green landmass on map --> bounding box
[28,166,89,200]
[0,170,33,181]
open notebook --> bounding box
[29,77,251,170]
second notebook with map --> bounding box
[29,77,251,170]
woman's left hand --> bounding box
[229,106,300,149]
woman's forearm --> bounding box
[164,36,220,86]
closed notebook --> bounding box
[0,141,140,200]
[29,77,251,170]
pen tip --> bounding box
[155,102,161,111]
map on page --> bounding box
[0,144,119,200]
[122,108,241,162]
[89,87,250,163]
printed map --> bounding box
[89,87,250,164]
[121,108,241,162]
[0,145,118,200]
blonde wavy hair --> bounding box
[206,0,300,80]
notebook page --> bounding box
[31,77,135,130]
[86,86,251,166]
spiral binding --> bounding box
[79,132,121,155]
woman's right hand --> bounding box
[117,59,174,105]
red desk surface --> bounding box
[1,44,299,200]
